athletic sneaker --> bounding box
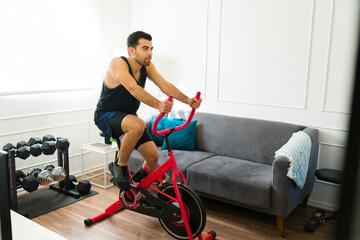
[112,160,131,191]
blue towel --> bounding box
[275,131,312,189]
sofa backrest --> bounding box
[192,112,305,165]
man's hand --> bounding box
[189,97,202,109]
[158,99,174,113]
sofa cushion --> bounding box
[161,120,197,151]
[186,155,273,210]
[193,112,305,165]
[127,148,215,176]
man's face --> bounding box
[133,38,153,66]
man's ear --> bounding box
[128,47,135,57]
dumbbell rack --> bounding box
[5,137,81,217]
[0,150,13,240]
[49,148,82,198]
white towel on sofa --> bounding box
[275,131,312,189]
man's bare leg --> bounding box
[112,115,145,191]
[137,141,161,193]
[137,141,159,174]
[117,115,145,166]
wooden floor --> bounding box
[31,171,336,240]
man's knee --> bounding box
[134,121,145,135]
[126,118,145,135]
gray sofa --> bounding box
[127,111,319,236]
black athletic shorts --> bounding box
[108,112,152,149]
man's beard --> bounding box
[134,56,150,66]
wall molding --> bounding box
[319,141,347,149]
[0,107,95,121]
[321,0,351,115]
[303,0,316,110]
[203,0,210,100]
[310,124,348,132]
[320,0,334,113]
[216,98,308,110]
[0,121,91,137]
[321,108,351,114]
[216,0,223,103]
[0,88,95,97]
[316,143,346,179]
[216,0,315,110]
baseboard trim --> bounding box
[307,199,338,211]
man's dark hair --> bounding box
[127,31,152,52]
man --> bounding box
[94,31,201,191]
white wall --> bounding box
[0,0,358,211]
[130,0,359,210]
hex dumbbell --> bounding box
[68,175,91,194]
[16,141,42,157]
[2,143,30,160]
[16,170,39,192]
[28,135,56,155]
[55,137,70,152]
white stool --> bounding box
[80,142,118,189]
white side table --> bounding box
[81,142,118,189]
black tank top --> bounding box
[94,57,147,123]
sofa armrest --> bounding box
[271,155,292,217]
[301,127,319,198]
[271,127,319,217]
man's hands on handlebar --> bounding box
[158,99,174,113]
[153,92,201,136]
[157,95,202,114]
[188,96,202,109]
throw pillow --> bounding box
[150,116,183,146]
[161,120,197,151]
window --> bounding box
[0,0,99,95]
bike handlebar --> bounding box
[152,92,201,136]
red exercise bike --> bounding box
[85,92,216,240]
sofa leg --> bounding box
[276,216,285,237]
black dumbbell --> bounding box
[16,141,42,157]
[16,170,39,192]
[29,167,54,186]
[68,175,91,194]
[28,135,56,155]
[55,137,70,153]
[44,165,66,181]
[2,143,30,160]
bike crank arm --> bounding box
[120,185,182,222]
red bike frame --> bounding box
[86,92,214,240]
